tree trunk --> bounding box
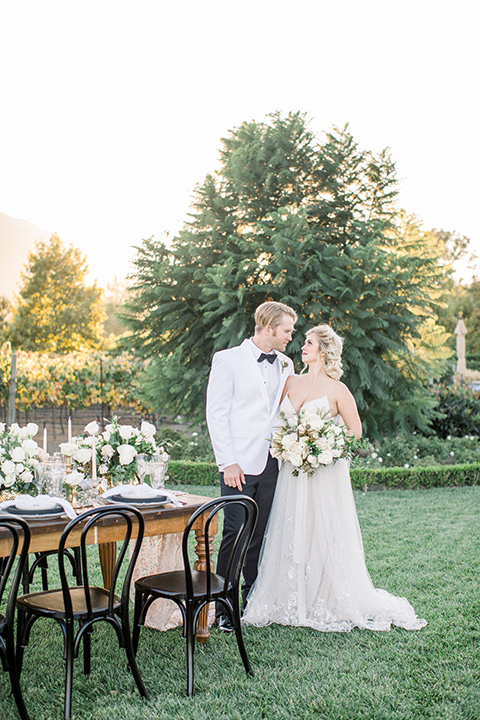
[7,351,17,426]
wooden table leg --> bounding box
[98,542,117,589]
[194,527,214,643]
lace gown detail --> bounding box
[243,395,426,632]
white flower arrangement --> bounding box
[0,422,40,493]
[270,407,351,477]
[60,417,168,489]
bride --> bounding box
[242,324,426,632]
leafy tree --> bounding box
[0,297,12,345]
[124,112,451,436]
[8,234,105,352]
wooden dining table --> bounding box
[0,491,218,641]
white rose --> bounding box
[306,416,324,432]
[119,425,135,440]
[65,469,84,486]
[15,463,25,474]
[288,451,303,467]
[9,423,21,435]
[307,454,320,468]
[117,444,137,466]
[102,429,111,442]
[60,442,78,457]
[0,422,5,432]
[282,433,298,451]
[3,473,16,487]
[316,437,331,452]
[140,421,156,438]
[11,447,26,462]
[318,450,333,465]
[21,438,38,455]
[26,422,39,436]
[85,421,99,436]
[101,444,115,458]
[20,469,34,483]
[99,463,109,475]
[1,459,16,475]
[74,448,92,464]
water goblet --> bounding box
[147,457,168,490]
[136,454,149,484]
[43,458,67,497]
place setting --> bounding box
[100,454,184,508]
[0,455,78,520]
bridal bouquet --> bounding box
[60,417,169,489]
[270,407,351,476]
[0,422,40,494]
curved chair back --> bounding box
[0,516,31,626]
[0,516,31,720]
[181,495,258,599]
[57,505,144,618]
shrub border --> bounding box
[168,460,480,490]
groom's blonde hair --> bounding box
[254,301,297,333]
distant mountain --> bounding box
[0,213,50,298]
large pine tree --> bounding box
[124,112,450,435]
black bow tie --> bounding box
[257,352,277,364]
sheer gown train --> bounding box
[242,395,426,632]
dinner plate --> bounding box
[4,503,65,519]
[106,493,169,507]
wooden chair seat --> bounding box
[135,569,225,599]
[17,586,120,619]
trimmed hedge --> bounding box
[168,460,220,486]
[167,459,480,491]
[350,463,480,491]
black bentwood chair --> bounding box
[16,505,148,719]
[0,516,31,720]
[132,495,258,696]
[26,547,82,592]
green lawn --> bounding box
[2,485,479,720]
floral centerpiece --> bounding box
[270,407,352,477]
[60,417,169,490]
[0,422,40,495]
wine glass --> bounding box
[136,454,149,485]
[42,456,67,497]
[146,456,168,490]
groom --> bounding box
[206,300,296,631]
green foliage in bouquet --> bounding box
[270,406,355,476]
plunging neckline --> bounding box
[284,393,331,415]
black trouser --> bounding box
[216,454,279,615]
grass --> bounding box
[1,485,479,720]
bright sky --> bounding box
[1,0,479,288]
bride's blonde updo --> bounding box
[306,324,344,380]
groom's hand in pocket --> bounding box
[223,463,246,491]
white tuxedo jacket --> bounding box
[206,339,294,475]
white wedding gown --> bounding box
[243,395,426,632]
